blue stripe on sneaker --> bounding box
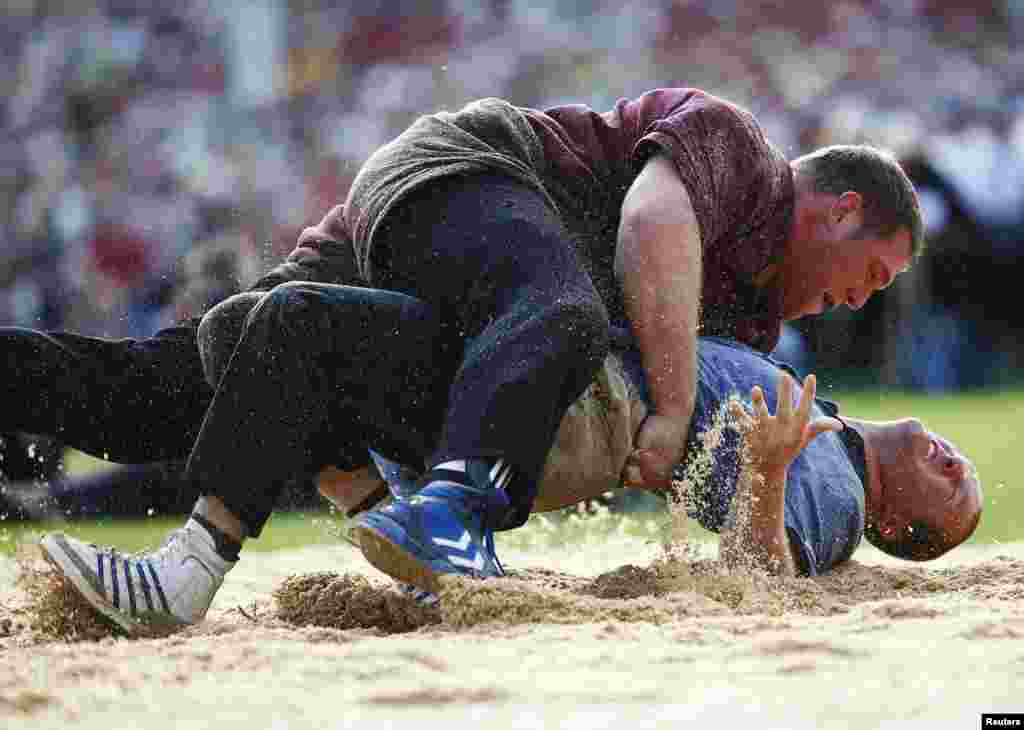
[50,535,108,598]
[97,552,104,595]
[147,560,171,614]
[123,560,137,617]
[110,554,119,609]
[136,562,154,612]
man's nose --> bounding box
[847,288,870,311]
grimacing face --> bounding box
[781,230,912,320]
[868,418,983,551]
[778,190,913,321]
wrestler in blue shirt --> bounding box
[370,334,981,577]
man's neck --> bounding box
[836,419,869,491]
[837,417,884,519]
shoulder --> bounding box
[631,88,767,139]
[629,88,783,193]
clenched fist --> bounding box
[622,413,690,491]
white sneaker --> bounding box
[40,519,235,636]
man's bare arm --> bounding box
[719,461,798,575]
[617,154,702,489]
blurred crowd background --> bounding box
[3,0,1024,393]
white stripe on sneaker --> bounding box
[435,460,466,472]
[432,530,472,551]
[491,459,513,490]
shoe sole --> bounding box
[351,525,444,595]
[39,534,174,638]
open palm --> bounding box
[729,373,843,475]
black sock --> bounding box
[423,457,517,492]
[421,458,519,529]
[190,512,242,562]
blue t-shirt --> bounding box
[620,336,865,575]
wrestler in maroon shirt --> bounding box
[315,87,922,492]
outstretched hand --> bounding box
[622,413,690,491]
[728,372,843,477]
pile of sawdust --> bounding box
[584,563,661,599]
[437,574,679,627]
[940,555,1024,600]
[266,556,857,633]
[272,554,1024,634]
[14,546,118,642]
[272,572,440,633]
[816,555,1024,606]
[582,556,841,617]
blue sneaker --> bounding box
[395,581,440,607]
[351,464,510,594]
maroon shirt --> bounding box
[290,88,793,352]
[522,88,793,352]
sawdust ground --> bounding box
[2,539,1023,729]
[4,399,1021,727]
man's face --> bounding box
[778,191,913,320]
[868,419,983,549]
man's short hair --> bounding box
[792,145,924,257]
[864,510,981,562]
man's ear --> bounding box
[830,191,864,237]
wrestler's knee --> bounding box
[258,280,441,337]
[197,292,262,387]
